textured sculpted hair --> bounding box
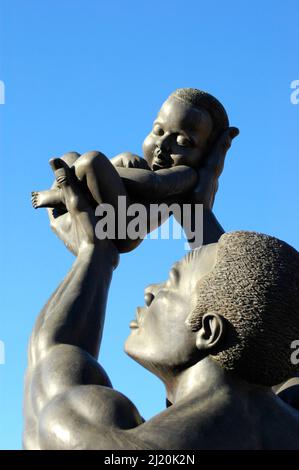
[168,88,229,148]
[186,231,299,386]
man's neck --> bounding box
[165,357,250,405]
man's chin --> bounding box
[124,337,152,370]
[124,336,139,360]
[124,342,168,385]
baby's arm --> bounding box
[115,165,198,201]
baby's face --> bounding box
[143,97,213,171]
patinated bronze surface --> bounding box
[25,89,299,450]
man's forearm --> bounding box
[202,209,225,245]
[32,244,115,362]
[173,205,224,249]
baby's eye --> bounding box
[153,125,164,136]
[177,135,192,147]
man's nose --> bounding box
[144,292,154,306]
[144,283,163,305]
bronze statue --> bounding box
[31,89,238,253]
[24,89,299,449]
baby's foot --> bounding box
[31,189,64,209]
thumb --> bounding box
[221,126,239,150]
[228,126,240,140]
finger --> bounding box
[49,158,88,215]
[219,127,239,155]
[229,126,240,140]
[212,127,238,161]
[49,158,98,246]
[49,158,71,185]
[205,126,239,177]
[47,209,76,251]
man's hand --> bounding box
[47,158,119,267]
[192,127,239,209]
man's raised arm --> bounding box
[24,159,143,450]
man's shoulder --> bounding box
[60,384,144,427]
[38,384,146,449]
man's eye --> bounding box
[153,125,164,136]
[177,135,192,147]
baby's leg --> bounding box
[73,151,144,253]
[32,152,81,209]
[31,151,126,210]
[31,189,64,209]
[73,150,130,209]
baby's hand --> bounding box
[111,152,150,170]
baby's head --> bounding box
[143,88,229,171]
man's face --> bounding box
[142,97,213,171]
[124,244,218,377]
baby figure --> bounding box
[32,88,231,251]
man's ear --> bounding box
[195,313,225,351]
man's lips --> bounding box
[129,307,144,329]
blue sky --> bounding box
[0,0,298,449]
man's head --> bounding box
[125,231,299,387]
[142,88,229,171]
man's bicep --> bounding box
[38,385,144,449]
[27,343,112,421]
